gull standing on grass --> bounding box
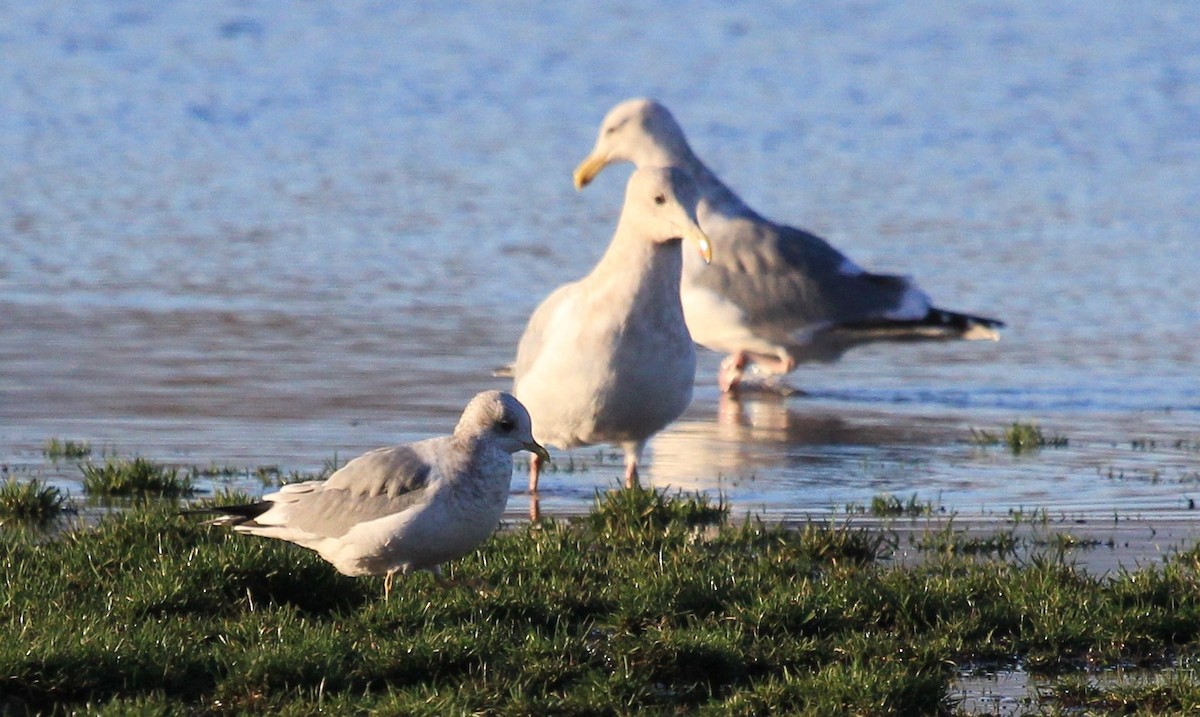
[513,166,713,493]
[204,391,547,597]
[574,98,1004,393]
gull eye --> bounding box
[605,118,629,135]
[654,194,666,205]
[497,418,516,433]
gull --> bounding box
[205,391,547,597]
[513,166,712,493]
[574,98,1004,393]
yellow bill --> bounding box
[687,225,713,264]
[573,154,608,190]
[524,440,550,462]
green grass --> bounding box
[42,438,92,460]
[1041,670,1200,714]
[0,477,68,524]
[2,488,1200,715]
[186,463,324,488]
[913,524,1021,558]
[583,484,728,536]
[969,421,1069,454]
[80,457,195,497]
[870,492,936,517]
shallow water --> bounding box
[3,2,1199,520]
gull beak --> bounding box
[524,440,550,462]
[687,225,713,264]
[573,154,608,190]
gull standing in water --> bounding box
[574,98,1003,393]
[513,166,712,493]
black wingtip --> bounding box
[839,307,1005,336]
[181,501,273,524]
[927,308,1006,331]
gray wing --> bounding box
[323,444,434,497]
[696,217,920,333]
[254,444,436,539]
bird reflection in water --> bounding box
[525,391,951,520]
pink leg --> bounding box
[528,452,543,493]
[624,461,640,490]
[756,354,796,375]
[721,351,798,393]
[718,351,749,393]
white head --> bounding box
[620,166,712,262]
[456,391,549,460]
[574,98,693,189]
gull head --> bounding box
[457,391,549,460]
[622,166,712,263]
[574,98,691,189]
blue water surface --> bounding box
[2,1,1198,518]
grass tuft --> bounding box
[914,525,1020,557]
[80,457,194,497]
[584,485,728,539]
[189,486,259,510]
[870,492,935,517]
[42,438,92,460]
[970,421,1069,453]
[0,477,69,524]
[1044,670,1200,713]
[791,521,890,566]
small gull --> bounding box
[513,166,712,493]
[205,391,547,596]
[574,98,1004,393]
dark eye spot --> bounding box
[497,418,516,433]
[604,125,617,135]
[654,194,666,205]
